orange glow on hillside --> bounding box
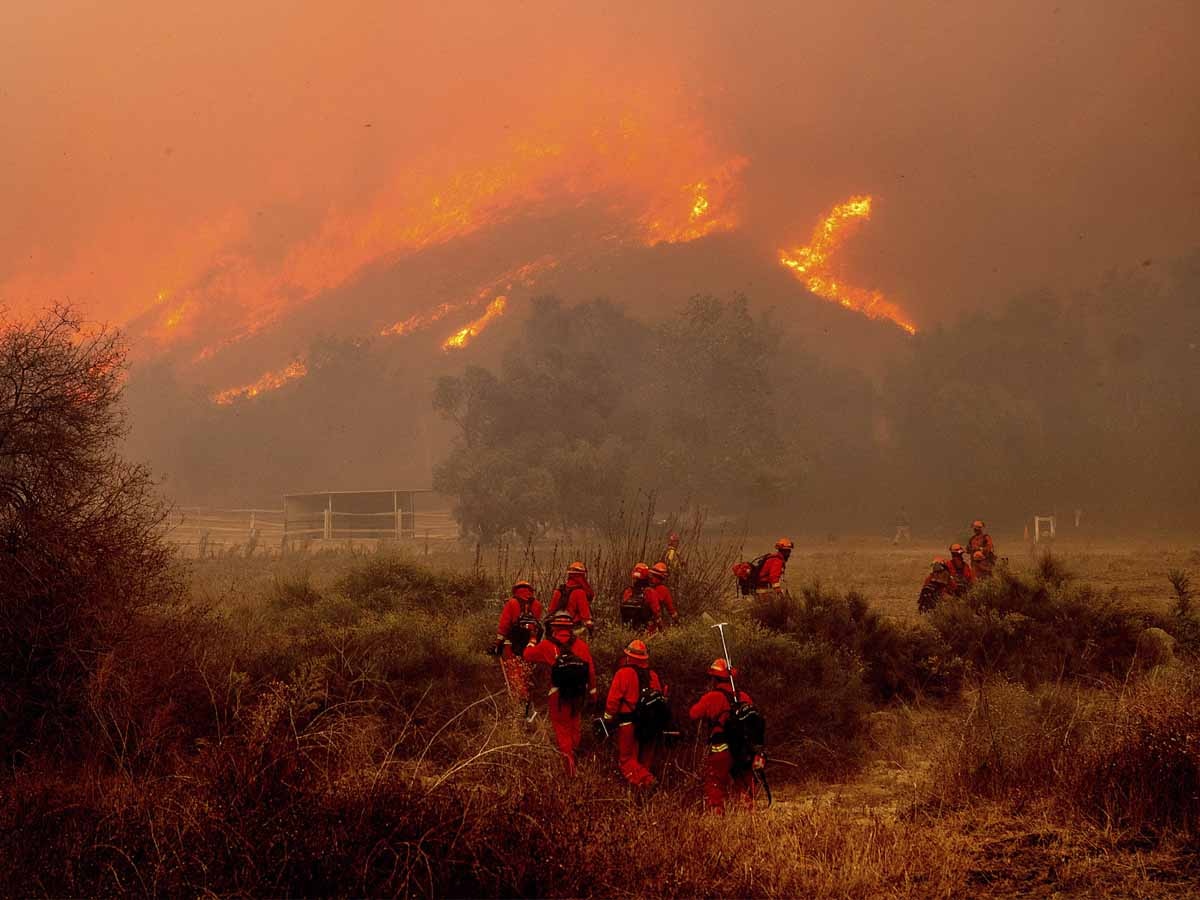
[779,196,916,335]
[212,360,308,405]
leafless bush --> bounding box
[0,306,181,759]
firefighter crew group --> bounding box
[491,521,993,809]
[918,519,999,612]
[492,547,774,812]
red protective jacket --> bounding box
[757,553,786,587]
[523,631,596,696]
[649,579,677,618]
[945,557,975,590]
[968,533,995,558]
[605,659,664,720]
[549,576,594,626]
[690,685,754,740]
[496,588,543,641]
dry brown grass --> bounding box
[4,540,1199,896]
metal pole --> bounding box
[710,622,737,693]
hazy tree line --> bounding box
[435,254,1200,538]
[117,252,1198,537]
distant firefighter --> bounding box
[647,561,678,626]
[892,507,912,544]
[918,560,954,612]
[967,520,996,566]
[661,531,682,574]
[732,538,794,597]
[945,543,975,593]
[620,563,662,632]
[972,549,994,580]
[548,561,595,636]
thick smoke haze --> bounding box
[4,1,1198,331]
[3,1,1199,532]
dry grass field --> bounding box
[4,535,1196,897]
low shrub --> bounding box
[751,585,964,702]
[935,671,1200,837]
[929,556,1143,685]
[335,555,492,614]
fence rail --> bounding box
[166,506,459,556]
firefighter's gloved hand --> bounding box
[487,640,503,657]
[752,753,766,771]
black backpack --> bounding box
[555,581,594,613]
[549,636,589,699]
[719,688,766,767]
[508,597,541,655]
[620,584,652,626]
[733,554,771,596]
[629,666,671,743]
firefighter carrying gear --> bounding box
[918,560,953,612]
[603,641,665,787]
[523,613,597,775]
[621,564,662,631]
[648,562,678,625]
[946,544,975,592]
[494,581,543,701]
[549,566,595,634]
[690,662,760,814]
[757,540,793,592]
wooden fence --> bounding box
[167,506,459,557]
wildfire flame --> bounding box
[212,360,308,405]
[380,257,557,338]
[779,196,916,335]
[114,100,747,359]
[442,296,508,350]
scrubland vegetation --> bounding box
[3,307,1200,897]
[4,536,1199,896]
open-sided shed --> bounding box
[282,489,430,544]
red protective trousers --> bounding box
[499,650,532,702]
[549,693,583,776]
[615,723,656,786]
[703,749,756,814]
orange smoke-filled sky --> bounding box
[2,0,1198,337]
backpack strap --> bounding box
[634,666,650,692]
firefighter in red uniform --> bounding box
[967,520,996,566]
[601,639,664,787]
[523,611,597,775]
[621,563,662,632]
[647,561,678,626]
[548,561,595,635]
[945,543,975,593]
[918,560,954,612]
[689,659,760,813]
[756,538,794,595]
[492,579,543,701]
[972,549,994,579]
